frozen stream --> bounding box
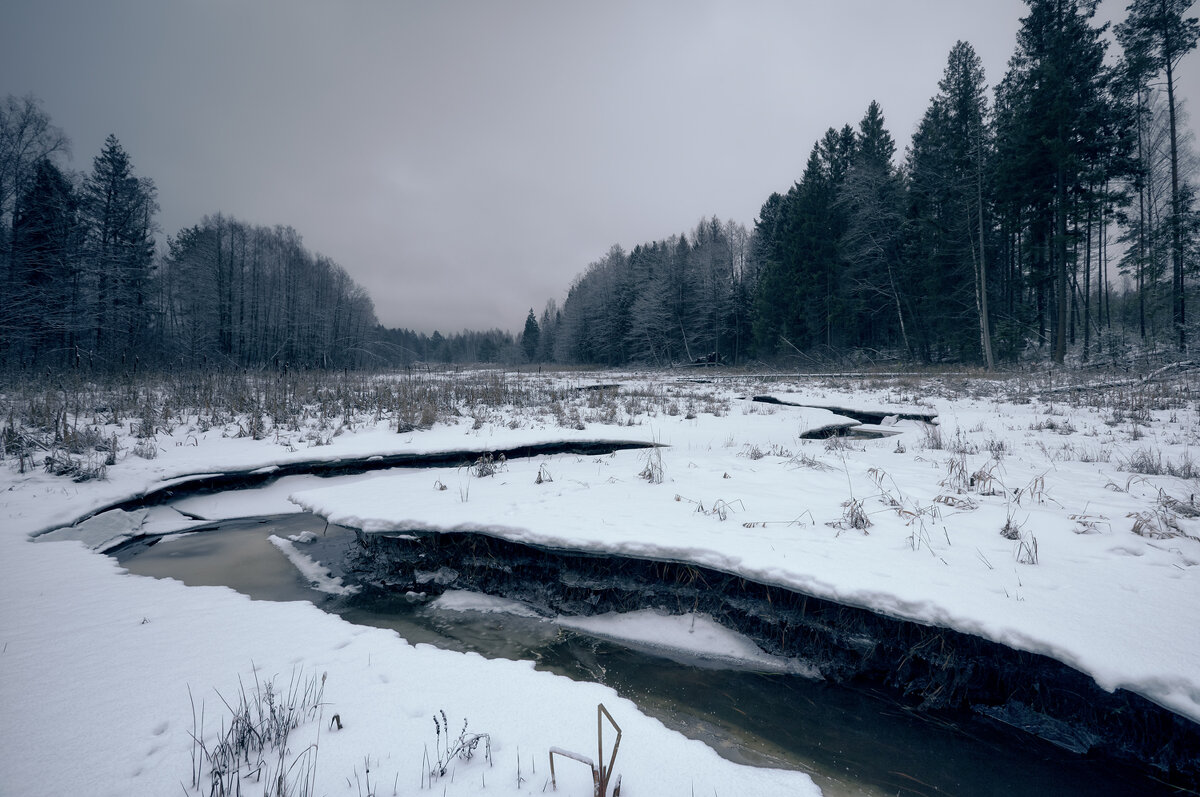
[115,512,1174,797]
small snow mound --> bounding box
[430,589,542,617]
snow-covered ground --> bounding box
[3,370,1200,795]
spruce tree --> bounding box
[999,0,1116,363]
[907,42,996,366]
[521,308,540,362]
[10,158,81,365]
[840,102,908,354]
[82,134,157,365]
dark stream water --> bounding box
[116,512,1179,797]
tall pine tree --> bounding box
[82,134,157,365]
[9,158,81,366]
[998,0,1116,363]
[907,43,995,366]
[521,307,540,362]
[1117,0,1199,349]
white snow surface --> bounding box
[1,376,828,797]
[289,383,1200,727]
[4,371,1200,796]
[167,473,353,520]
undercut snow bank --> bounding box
[287,403,1200,731]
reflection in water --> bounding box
[120,514,1174,797]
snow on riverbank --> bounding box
[4,370,1200,795]
[290,381,1200,728]
[1,376,828,797]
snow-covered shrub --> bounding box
[1000,511,1023,540]
[1015,532,1039,565]
[940,454,969,494]
[922,424,944,450]
[471,452,505,477]
[638,446,664,484]
[42,448,106,482]
[188,670,326,797]
[946,427,981,454]
[1120,447,1166,475]
[1128,501,1200,541]
[132,437,158,460]
[970,460,1003,495]
[829,498,871,533]
[984,438,1008,459]
[426,710,491,784]
[823,435,863,453]
[788,451,833,471]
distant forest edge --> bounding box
[2,0,1197,373]
[0,119,383,371]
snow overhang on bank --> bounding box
[287,431,1200,731]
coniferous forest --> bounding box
[2,0,1197,373]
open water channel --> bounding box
[114,509,1178,797]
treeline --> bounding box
[375,326,518,366]
[538,0,1199,368]
[548,218,753,367]
[5,0,1196,374]
[0,97,381,372]
[161,216,378,368]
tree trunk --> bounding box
[976,127,994,371]
[1165,23,1185,351]
[1054,168,1068,364]
[1083,194,1092,362]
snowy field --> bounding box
[3,369,1200,795]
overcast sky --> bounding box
[2,0,1192,334]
